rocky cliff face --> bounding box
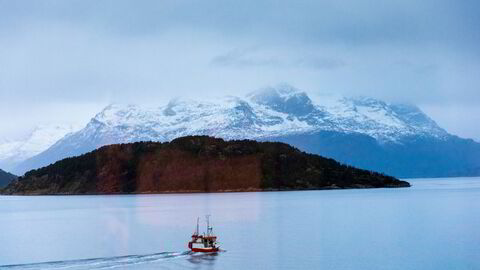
[1,136,409,195]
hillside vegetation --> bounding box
[2,136,409,195]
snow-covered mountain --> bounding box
[11,85,480,178]
[0,124,82,172]
[39,85,446,143]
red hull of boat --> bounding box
[190,247,219,253]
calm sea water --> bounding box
[0,177,479,269]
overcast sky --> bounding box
[0,0,479,140]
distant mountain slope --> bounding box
[266,132,480,178]
[0,124,81,172]
[0,168,17,188]
[2,136,409,195]
[11,84,479,178]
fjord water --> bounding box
[0,178,479,269]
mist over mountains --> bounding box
[0,124,81,172]
[4,85,480,178]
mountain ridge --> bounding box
[9,84,478,178]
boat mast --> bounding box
[206,214,211,236]
[195,217,199,235]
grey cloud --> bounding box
[211,48,281,68]
[1,0,478,48]
[293,56,346,70]
[0,0,479,140]
[211,48,345,70]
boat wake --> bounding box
[0,251,197,270]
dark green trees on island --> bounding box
[1,136,409,195]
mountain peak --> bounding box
[93,103,147,126]
[247,83,304,99]
[247,84,314,116]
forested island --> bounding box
[1,136,409,195]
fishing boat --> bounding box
[188,215,220,252]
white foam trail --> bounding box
[0,251,192,270]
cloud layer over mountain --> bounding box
[0,0,479,140]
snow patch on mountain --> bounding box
[0,124,82,170]
[59,84,447,149]
[311,94,447,142]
